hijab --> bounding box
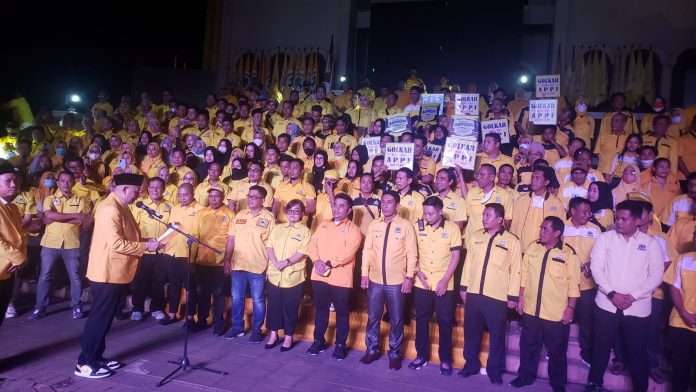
[611,163,642,207]
[589,181,614,213]
[311,150,329,193]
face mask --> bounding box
[88,153,99,161]
[303,147,315,156]
[672,116,682,124]
[55,147,66,156]
[640,159,654,168]
[518,143,530,151]
[653,103,664,112]
[576,103,587,113]
[218,146,228,154]
[43,179,54,188]
[253,138,263,147]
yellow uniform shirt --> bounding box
[170,166,195,187]
[274,180,316,223]
[311,192,335,233]
[265,222,311,288]
[72,181,101,204]
[464,186,513,241]
[131,198,172,253]
[558,182,588,210]
[346,107,376,129]
[162,183,179,205]
[475,152,516,175]
[520,241,581,322]
[12,190,37,216]
[0,200,27,280]
[308,217,363,288]
[599,111,638,136]
[228,179,274,212]
[461,229,522,302]
[291,135,324,159]
[572,113,595,146]
[417,156,437,179]
[593,208,614,231]
[324,134,358,159]
[263,165,284,190]
[86,194,145,284]
[163,202,204,258]
[437,190,466,223]
[194,181,230,207]
[271,118,301,140]
[398,189,424,223]
[593,132,632,175]
[667,218,696,254]
[414,219,463,291]
[361,215,418,285]
[663,252,696,332]
[199,128,225,149]
[660,194,694,227]
[563,221,601,291]
[41,191,90,249]
[678,131,696,180]
[642,133,679,175]
[228,208,275,273]
[377,105,404,119]
[510,192,565,252]
[351,194,381,238]
[195,205,235,266]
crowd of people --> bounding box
[0,71,696,391]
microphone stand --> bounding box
[142,212,229,387]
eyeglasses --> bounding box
[247,195,263,200]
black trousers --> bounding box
[463,294,507,378]
[266,282,302,335]
[588,305,650,392]
[668,326,696,392]
[131,254,167,313]
[414,287,454,363]
[0,275,15,327]
[195,265,226,332]
[518,314,570,388]
[312,280,350,345]
[164,256,195,316]
[78,282,127,367]
[575,288,596,363]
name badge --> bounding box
[236,218,247,224]
[395,227,402,234]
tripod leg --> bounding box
[189,365,228,375]
[157,365,184,387]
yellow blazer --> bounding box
[86,193,146,284]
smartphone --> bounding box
[119,159,126,169]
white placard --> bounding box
[535,75,561,98]
[386,113,409,134]
[442,136,477,170]
[360,137,381,156]
[421,93,445,115]
[454,93,480,116]
[480,118,510,143]
[451,115,479,139]
[424,143,442,161]
[529,99,558,125]
[384,143,414,170]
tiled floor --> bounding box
[0,300,584,391]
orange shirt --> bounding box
[309,217,362,288]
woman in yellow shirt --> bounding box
[607,134,642,185]
[264,199,311,351]
[588,181,614,231]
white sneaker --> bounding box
[329,303,335,312]
[130,311,143,321]
[5,304,17,319]
[74,364,112,379]
[151,311,166,320]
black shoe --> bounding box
[583,384,604,392]
[192,321,207,333]
[249,334,263,344]
[306,340,326,356]
[182,319,195,331]
[510,377,533,388]
[552,387,566,392]
[224,329,245,339]
[489,375,503,385]
[280,343,294,352]
[158,315,177,326]
[332,344,347,361]
[115,311,129,321]
[212,328,225,337]
[96,358,122,370]
[408,357,428,370]
[458,369,477,378]
[388,356,402,370]
[359,350,380,364]
[439,363,453,376]
[265,339,279,350]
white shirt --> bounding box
[590,229,664,317]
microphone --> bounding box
[135,201,163,218]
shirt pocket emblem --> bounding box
[638,244,647,251]
[257,219,269,228]
[395,226,402,234]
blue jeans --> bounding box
[36,247,82,309]
[231,271,266,336]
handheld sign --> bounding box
[529,99,558,125]
[361,136,381,156]
[420,103,439,122]
[424,143,443,161]
[442,136,477,170]
[451,115,479,139]
[386,113,409,134]
[454,93,480,116]
[535,75,561,98]
[480,118,510,143]
[384,143,414,170]
[421,93,445,115]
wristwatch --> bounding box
[607,291,616,300]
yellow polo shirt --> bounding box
[461,229,522,302]
[663,252,696,332]
[414,219,463,291]
[131,198,172,253]
[361,215,418,285]
[228,179,274,211]
[510,192,565,252]
[398,189,424,223]
[437,190,466,223]
[164,202,204,258]
[229,208,275,273]
[195,205,235,266]
[265,222,311,288]
[194,181,230,207]
[520,241,581,322]
[41,191,90,249]
[563,221,601,291]
[464,186,513,241]
[274,179,316,223]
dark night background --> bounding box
[0,2,207,116]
